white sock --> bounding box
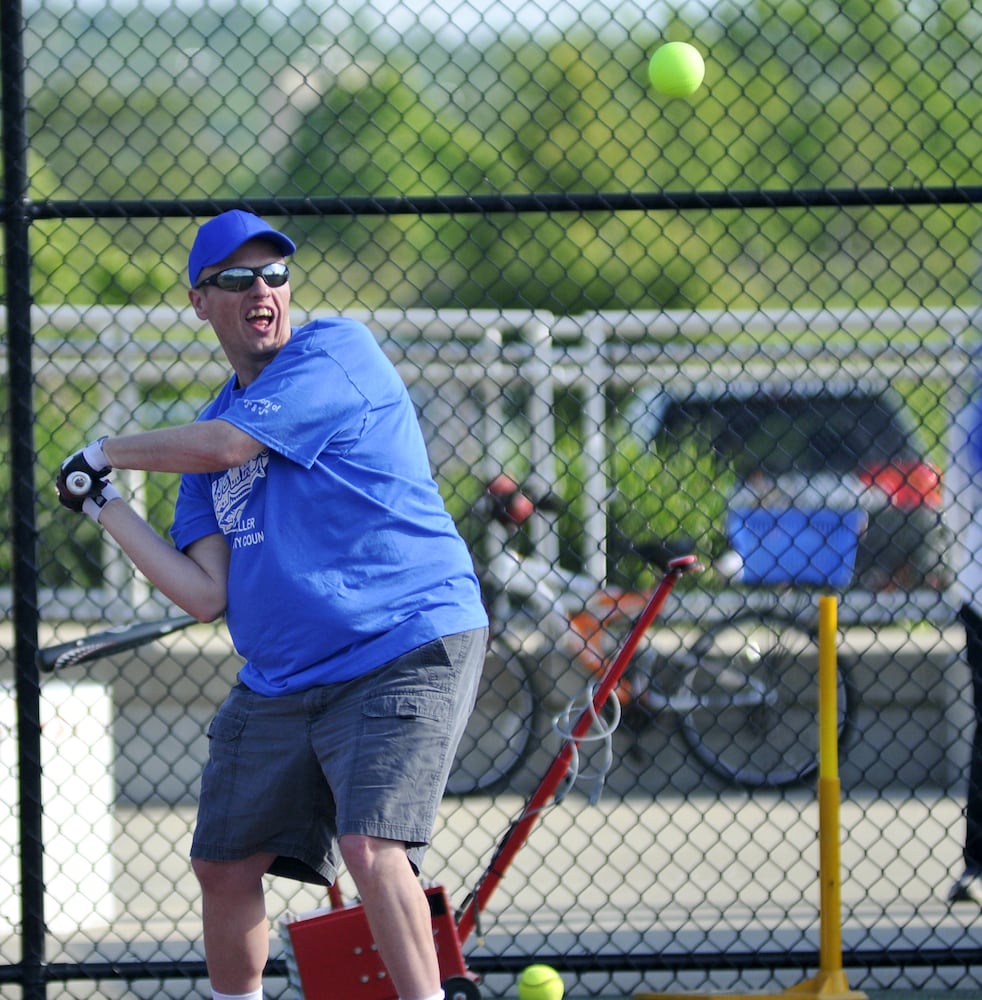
[211,990,262,1000]
[401,993,444,1000]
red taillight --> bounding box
[486,473,535,524]
[859,460,943,510]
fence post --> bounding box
[1,1,48,997]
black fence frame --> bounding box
[5,2,982,996]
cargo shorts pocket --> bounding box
[362,692,452,725]
[205,707,248,761]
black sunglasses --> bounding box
[195,262,290,292]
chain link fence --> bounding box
[4,2,982,998]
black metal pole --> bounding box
[1,1,47,998]
[23,183,979,221]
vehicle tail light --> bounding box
[859,460,943,510]
[486,473,536,524]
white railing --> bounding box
[3,302,978,623]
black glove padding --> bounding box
[60,437,111,486]
[56,473,121,518]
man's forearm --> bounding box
[97,500,229,621]
[101,420,264,474]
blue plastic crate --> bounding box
[727,505,866,588]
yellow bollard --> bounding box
[783,596,865,1000]
[636,596,866,1000]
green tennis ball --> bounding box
[517,964,565,1000]
[648,41,705,98]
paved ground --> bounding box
[4,787,980,999]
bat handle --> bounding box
[65,471,93,496]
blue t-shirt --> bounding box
[170,317,487,695]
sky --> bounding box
[29,0,714,35]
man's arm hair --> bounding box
[103,420,264,474]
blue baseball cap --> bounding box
[188,210,297,287]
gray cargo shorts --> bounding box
[190,627,487,885]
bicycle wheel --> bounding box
[445,639,537,795]
[676,613,852,788]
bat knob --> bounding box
[66,471,92,496]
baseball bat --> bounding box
[36,614,199,672]
[64,470,93,495]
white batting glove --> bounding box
[82,480,123,524]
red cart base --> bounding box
[281,885,478,1000]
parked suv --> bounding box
[624,374,949,592]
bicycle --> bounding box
[445,476,855,795]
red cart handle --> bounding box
[455,554,701,944]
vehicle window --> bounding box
[658,394,917,478]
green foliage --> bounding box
[21,2,981,311]
[603,411,733,588]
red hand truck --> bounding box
[282,555,701,1000]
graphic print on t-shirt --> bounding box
[211,450,268,547]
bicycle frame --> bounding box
[482,518,657,706]
[472,478,847,793]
